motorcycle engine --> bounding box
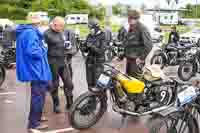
[167,51,178,64]
[121,93,144,112]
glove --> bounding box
[87,42,93,48]
[64,41,72,50]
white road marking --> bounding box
[0,92,16,95]
[30,127,75,133]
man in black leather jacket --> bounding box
[84,19,107,90]
[44,17,74,113]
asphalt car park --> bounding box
[0,52,199,133]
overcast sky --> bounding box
[89,0,200,8]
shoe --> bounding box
[66,96,73,110]
[28,124,48,132]
[41,116,48,122]
[35,124,48,130]
[53,106,61,114]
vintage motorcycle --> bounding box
[150,42,195,68]
[69,64,186,129]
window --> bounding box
[71,17,75,20]
[164,16,168,20]
[171,16,173,20]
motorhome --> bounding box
[65,14,88,24]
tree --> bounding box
[112,3,122,15]
[0,0,106,20]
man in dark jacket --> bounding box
[44,17,74,113]
[122,9,153,76]
[168,26,179,44]
[84,18,107,91]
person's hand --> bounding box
[136,57,144,65]
[112,56,124,62]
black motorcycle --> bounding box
[0,46,14,87]
[150,42,194,68]
[178,47,200,81]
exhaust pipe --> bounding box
[112,103,174,116]
[112,105,140,116]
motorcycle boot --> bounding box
[66,95,73,110]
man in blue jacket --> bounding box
[16,15,52,130]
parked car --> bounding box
[180,28,200,46]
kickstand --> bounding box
[119,114,127,129]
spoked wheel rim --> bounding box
[72,95,105,127]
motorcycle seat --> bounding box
[143,65,162,82]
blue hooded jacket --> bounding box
[16,24,52,82]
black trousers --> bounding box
[85,57,104,88]
[49,64,73,107]
[126,58,137,76]
[66,54,73,78]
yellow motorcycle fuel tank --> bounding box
[115,73,145,94]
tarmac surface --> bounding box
[0,52,199,133]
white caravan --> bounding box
[65,14,88,24]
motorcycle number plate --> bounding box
[97,74,111,87]
[178,86,197,105]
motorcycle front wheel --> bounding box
[178,62,197,81]
[149,111,199,133]
[150,54,166,68]
[70,91,107,129]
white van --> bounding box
[65,14,88,24]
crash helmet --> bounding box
[88,18,100,29]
